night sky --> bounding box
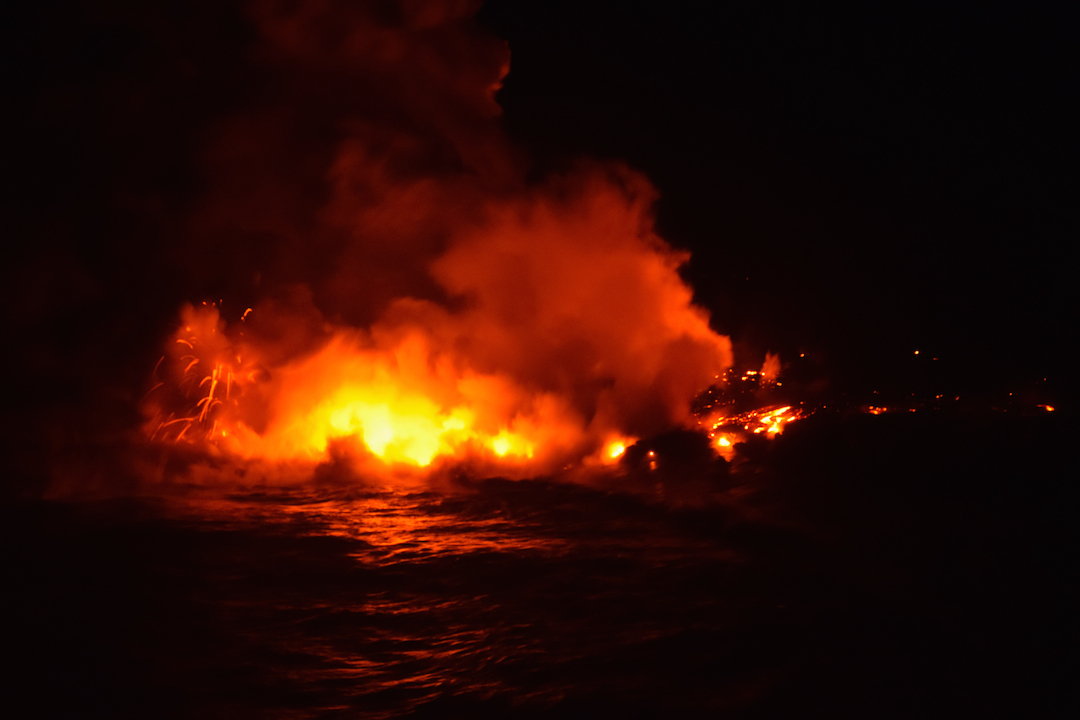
[2,2,1073,480]
[477,1,1072,391]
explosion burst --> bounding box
[130,0,837,485]
[143,167,737,480]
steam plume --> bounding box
[145,0,733,476]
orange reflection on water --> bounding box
[142,476,745,715]
[169,485,568,566]
[151,484,578,710]
[296,492,565,564]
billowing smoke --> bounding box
[141,0,733,478]
[187,0,519,319]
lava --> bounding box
[697,403,806,460]
[143,196,735,481]
[135,0,813,482]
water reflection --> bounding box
[168,485,571,561]
[139,480,751,717]
[10,410,1055,717]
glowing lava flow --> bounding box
[145,305,549,469]
[142,299,710,477]
[141,164,743,479]
[699,404,805,460]
[144,296,827,480]
[689,361,809,460]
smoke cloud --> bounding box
[187,0,520,320]
[16,0,732,487]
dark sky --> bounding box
[2,0,1073,454]
[476,1,1073,391]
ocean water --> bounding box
[3,412,1068,719]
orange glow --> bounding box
[143,170,734,485]
[145,308,569,471]
[697,402,805,460]
[760,352,781,384]
[713,433,736,460]
[1038,404,1055,412]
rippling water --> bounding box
[8,474,799,719]
[5,412,1068,718]
[150,481,762,719]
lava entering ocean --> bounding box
[143,292,814,482]
[133,0,820,483]
[142,176,737,480]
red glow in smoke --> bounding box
[142,1,738,479]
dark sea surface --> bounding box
[3,412,1071,719]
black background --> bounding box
[477,0,1073,393]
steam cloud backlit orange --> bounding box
[142,0,734,479]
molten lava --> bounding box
[134,1,779,481]
[147,304,575,472]
[144,300,700,476]
[143,172,736,482]
[698,404,805,460]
